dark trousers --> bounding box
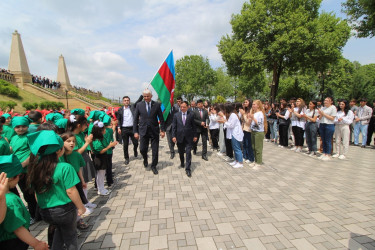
[265,121,271,139]
[106,154,113,185]
[18,174,37,219]
[293,126,305,147]
[0,237,28,249]
[223,129,234,158]
[76,181,88,204]
[121,127,138,160]
[279,124,289,146]
[305,122,318,152]
[243,131,255,161]
[40,202,77,250]
[209,129,219,149]
[177,137,193,170]
[166,129,176,153]
[366,117,375,145]
[194,129,208,156]
[140,127,159,168]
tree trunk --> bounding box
[270,61,282,103]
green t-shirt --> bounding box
[59,151,85,173]
[1,125,15,143]
[73,132,86,151]
[36,162,80,209]
[92,139,109,155]
[0,192,30,242]
[28,124,40,133]
[9,133,30,172]
[104,128,114,154]
[0,137,11,156]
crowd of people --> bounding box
[31,75,61,90]
[72,85,102,97]
[0,68,14,82]
[0,88,374,249]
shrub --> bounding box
[22,102,39,110]
[0,101,17,110]
[0,80,19,98]
[39,101,65,110]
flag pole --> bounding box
[146,50,173,90]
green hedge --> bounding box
[0,80,19,98]
[39,101,65,110]
[0,101,17,110]
[22,102,39,110]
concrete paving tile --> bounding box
[258,223,280,236]
[290,238,317,250]
[243,238,267,250]
[301,224,325,236]
[149,235,168,250]
[133,220,151,232]
[196,211,211,220]
[196,237,217,250]
[175,221,193,233]
[217,223,236,235]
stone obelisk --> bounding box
[56,55,72,90]
[8,30,32,88]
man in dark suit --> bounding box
[193,99,209,161]
[172,101,197,177]
[165,97,182,159]
[133,89,166,175]
[117,95,143,165]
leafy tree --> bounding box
[175,55,217,101]
[351,63,375,101]
[342,0,375,38]
[218,0,350,103]
[213,67,235,99]
[213,95,226,104]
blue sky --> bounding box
[0,0,373,101]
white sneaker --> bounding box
[338,155,346,160]
[318,154,325,159]
[82,207,93,217]
[244,159,250,163]
[332,154,339,158]
[98,189,110,196]
[226,157,234,162]
[85,202,97,209]
[233,163,243,168]
[229,161,237,166]
[321,155,330,161]
[249,162,256,167]
[308,151,316,157]
[223,156,230,161]
[264,139,269,142]
[295,148,301,153]
[290,147,297,151]
[217,152,224,156]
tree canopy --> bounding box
[218,0,350,103]
[343,0,375,38]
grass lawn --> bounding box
[0,88,47,113]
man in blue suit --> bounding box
[133,89,165,175]
[172,101,197,177]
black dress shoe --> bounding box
[202,155,208,161]
[125,159,129,165]
[170,152,175,159]
[186,169,191,177]
[180,163,185,169]
[193,149,197,155]
[151,167,158,175]
[134,151,138,158]
[143,159,148,168]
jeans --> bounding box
[40,202,78,250]
[354,123,368,146]
[305,122,318,152]
[269,120,278,141]
[231,136,243,163]
[319,123,335,154]
[243,131,254,162]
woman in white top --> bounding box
[218,103,244,168]
[333,99,354,159]
[290,98,306,152]
[248,100,267,169]
[318,97,337,160]
[302,100,319,156]
[209,105,220,151]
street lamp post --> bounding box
[65,88,69,109]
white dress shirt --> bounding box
[122,106,133,127]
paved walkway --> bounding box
[30,139,375,250]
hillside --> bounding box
[0,88,48,113]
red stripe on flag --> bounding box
[158,62,175,92]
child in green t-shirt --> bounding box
[0,124,11,156]
[92,121,117,196]
[27,130,86,250]
[27,111,42,133]
[0,114,15,143]
[0,155,49,250]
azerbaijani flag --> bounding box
[150,50,175,121]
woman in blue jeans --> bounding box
[318,97,337,161]
[303,101,319,156]
[239,99,254,164]
[27,130,86,250]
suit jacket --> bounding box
[172,111,197,144]
[194,108,209,133]
[133,100,166,136]
[116,95,143,129]
[165,105,180,131]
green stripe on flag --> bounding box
[151,73,171,121]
